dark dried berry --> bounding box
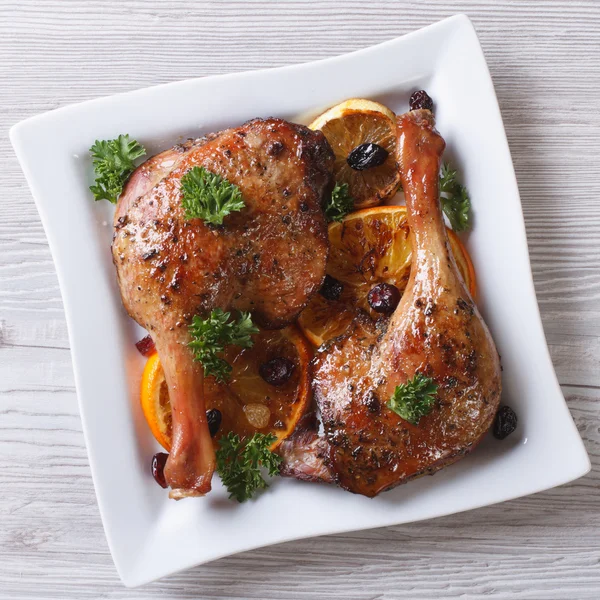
[135,335,156,357]
[347,143,389,171]
[368,283,401,314]
[259,357,295,386]
[319,274,343,301]
[493,406,518,440]
[206,408,222,437]
[409,90,434,111]
[151,452,169,488]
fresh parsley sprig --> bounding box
[324,182,354,222]
[439,163,471,232]
[188,308,258,382]
[180,166,245,225]
[216,432,282,502]
[387,373,438,425]
[89,135,146,203]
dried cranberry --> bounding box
[151,452,169,488]
[135,335,156,357]
[319,275,343,301]
[367,283,401,314]
[347,143,388,171]
[409,90,434,111]
[206,408,222,437]
[493,406,518,440]
[259,357,295,386]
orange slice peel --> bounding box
[298,205,477,347]
[140,325,312,452]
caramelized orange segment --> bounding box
[140,325,311,451]
[298,206,476,347]
[309,99,400,209]
[140,353,173,451]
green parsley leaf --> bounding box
[188,309,258,382]
[324,182,354,222]
[439,162,471,232]
[89,135,146,203]
[387,373,438,425]
[180,166,245,225]
[216,432,282,502]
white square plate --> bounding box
[11,15,589,587]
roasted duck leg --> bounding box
[113,118,334,498]
[307,110,501,497]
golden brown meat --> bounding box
[310,109,501,497]
[113,118,334,498]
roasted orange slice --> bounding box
[140,352,172,451]
[140,326,311,451]
[297,206,476,347]
[309,98,400,209]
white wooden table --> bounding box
[1,1,599,598]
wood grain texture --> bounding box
[1,0,599,597]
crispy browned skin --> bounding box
[113,118,333,498]
[311,110,501,497]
